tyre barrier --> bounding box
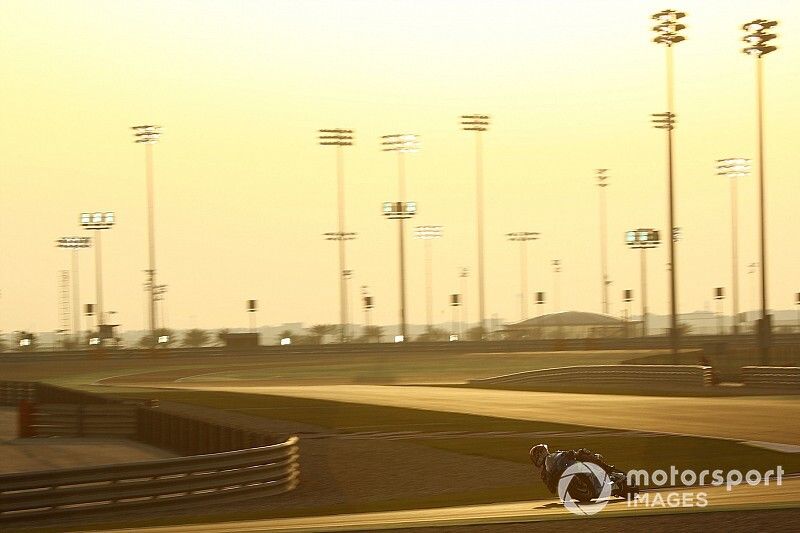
[741,366,800,389]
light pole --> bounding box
[361,286,373,333]
[56,237,91,340]
[382,134,419,342]
[506,232,539,322]
[596,169,610,315]
[460,267,469,334]
[716,158,750,335]
[626,229,661,337]
[320,129,355,342]
[80,212,115,334]
[623,289,633,336]
[132,125,161,342]
[748,262,759,328]
[651,9,686,361]
[714,287,725,335]
[795,293,800,333]
[742,19,778,364]
[415,226,443,330]
[461,115,489,337]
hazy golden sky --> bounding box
[1,0,798,332]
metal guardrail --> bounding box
[0,334,799,362]
[31,404,138,437]
[470,365,714,387]
[741,366,800,388]
[0,436,299,522]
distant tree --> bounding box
[465,326,485,341]
[415,326,449,342]
[183,328,210,348]
[216,328,230,346]
[276,329,293,344]
[138,328,177,348]
[0,333,7,352]
[14,331,37,351]
[676,322,693,336]
[308,324,337,344]
[360,325,384,343]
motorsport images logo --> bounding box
[557,461,612,516]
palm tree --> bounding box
[309,324,336,344]
[216,328,230,346]
[361,325,384,343]
[138,328,176,348]
[183,328,209,348]
[415,325,449,342]
[276,329,293,344]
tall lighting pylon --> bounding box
[382,133,419,341]
[651,9,686,362]
[132,125,161,343]
[461,115,489,337]
[742,19,778,364]
[320,128,355,342]
[596,169,610,315]
[506,232,539,322]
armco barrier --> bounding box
[470,365,713,387]
[741,366,800,389]
[0,436,299,523]
[0,381,36,406]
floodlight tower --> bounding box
[716,158,750,335]
[742,19,778,363]
[651,9,686,360]
[382,133,419,341]
[461,115,489,336]
[320,129,355,342]
[132,125,161,340]
[80,212,115,327]
[626,229,661,336]
[506,232,540,321]
[414,225,443,329]
[596,169,611,315]
[56,236,91,338]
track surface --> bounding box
[103,478,800,532]
[159,384,800,445]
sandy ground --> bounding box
[0,407,173,474]
[165,384,800,445]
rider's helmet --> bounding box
[529,444,549,467]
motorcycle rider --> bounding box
[529,443,616,496]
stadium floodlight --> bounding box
[415,226,443,329]
[717,158,751,335]
[626,228,661,336]
[382,133,420,341]
[651,9,686,361]
[742,19,779,363]
[320,128,355,342]
[132,125,162,345]
[461,115,490,336]
[81,211,115,330]
[56,236,91,338]
[507,232,540,321]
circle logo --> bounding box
[557,461,612,516]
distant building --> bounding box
[503,311,640,339]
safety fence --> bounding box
[470,364,714,388]
[741,366,800,389]
[2,381,300,524]
[0,436,299,523]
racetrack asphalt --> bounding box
[152,384,800,445]
[99,477,800,532]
